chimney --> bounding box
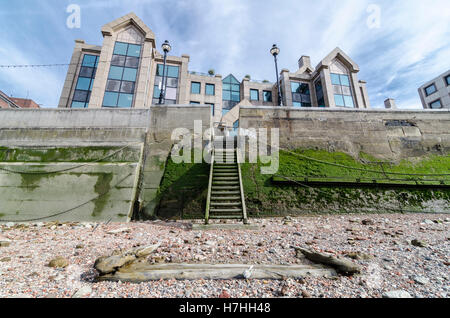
[298,56,311,70]
[384,98,396,109]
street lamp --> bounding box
[158,40,172,104]
[270,44,283,106]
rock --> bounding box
[4,222,15,228]
[0,241,11,247]
[413,276,429,285]
[345,252,373,261]
[48,256,69,268]
[382,290,412,298]
[1,257,11,262]
[301,290,312,298]
[130,243,161,258]
[423,219,434,225]
[362,219,375,226]
[94,254,136,275]
[72,286,92,298]
[295,247,361,275]
[219,290,231,298]
[411,239,427,247]
[243,265,254,279]
[75,244,84,249]
[107,228,131,234]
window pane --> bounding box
[111,55,126,67]
[293,102,302,107]
[301,94,311,104]
[315,79,323,93]
[103,92,119,107]
[425,84,436,96]
[106,79,121,92]
[71,101,86,108]
[292,93,302,102]
[343,95,354,107]
[153,85,161,98]
[430,100,442,109]
[331,73,341,85]
[166,77,178,88]
[166,87,177,100]
[291,82,300,93]
[446,76,450,86]
[206,103,214,116]
[167,65,179,78]
[190,101,200,105]
[341,86,351,96]
[231,91,240,102]
[122,68,137,81]
[125,56,139,68]
[108,66,123,80]
[222,109,229,116]
[117,93,133,108]
[299,83,310,95]
[233,120,239,129]
[334,94,345,106]
[79,66,94,78]
[223,90,231,100]
[263,91,272,102]
[76,77,91,90]
[231,84,240,91]
[333,85,342,95]
[73,90,88,102]
[191,82,201,94]
[120,81,135,94]
[82,55,97,67]
[114,42,128,55]
[206,84,215,95]
[250,89,259,101]
[340,74,350,86]
[127,44,141,57]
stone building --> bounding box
[418,70,450,109]
[0,90,40,109]
[58,12,371,128]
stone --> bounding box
[382,290,412,298]
[219,290,231,298]
[411,239,427,247]
[345,252,373,261]
[413,276,429,285]
[0,241,11,247]
[72,286,93,298]
[301,290,312,298]
[48,256,69,268]
[130,243,161,258]
[94,254,136,275]
[107,228,131,234]
[362,219,375,226]
[423,219,434,225]
[1,257,11,262]
[75,244,84,249]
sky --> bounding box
[0,0,449,109]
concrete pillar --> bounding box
[384,98,396,109]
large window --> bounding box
[103,42,141,108]
[291,82,311,107]
[429,99,442,109]
[331,73,354,108]
[222,74,241,113]
[71,54,99,108]
[315,78,325,107]
[250,89,259,101]
[191,82,201,94]
[205,84,215,96]
[425,84,437,96]
[445,75,450,86]
[153,64,180,105]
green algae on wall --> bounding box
[92,173,114,218]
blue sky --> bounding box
[0,0,449,109]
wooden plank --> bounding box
[96,263,337,283]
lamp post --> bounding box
[270,44,283,106]
[158,40,172,104]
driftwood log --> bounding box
[294,247,362,275]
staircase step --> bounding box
[214,177,239,181]
[211,191,241,195]
[212,186,240,190]
[214,173,238,176]
[209,216,243,220]
[211,201,242,206]
[210,208,243,213]
[211,196,241,200]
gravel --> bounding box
[0,214,448,298]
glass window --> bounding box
[82,55,98,67]
[73,90,88,102]
[231,91,240,102]
[79,66,94,78]
[125,56,139,68]
[331,73,341,85]
[334,95,345,107]
[206,103,214,116]
[339,74,350,86]
[111,55,126,67]
[205,84,215,95]
[108,66,123,80]
[191,82,201,94]
[429,99,442,109]
[315,79,325,107]
[343,95,354,107]
[76,77,91,90]
[122,68,137,82]
[222,75,241,109]
[71,101,86,108]
[106,80,121,92]
[190,101,200,105]
[117,93,133,108]
[127,44,141,57]
[113,42,128,55]
[446,75,450,86]
[166,87,177,100]
[157,64,179,78]
[103,92,119,107]
[293,102,302,107]
[250,89,259,101]
[263,91,272,102]
[153,85,161,98]
[223,91,231,100]
[425,84,437,96]
[291,82,311,107]
[233,120,239,130]
[120,81,135,94]
[222,109,229,116]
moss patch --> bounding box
[92,173,114,218]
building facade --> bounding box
[0,90,40,109]
[418,70,450,109]
[58,12,371,127]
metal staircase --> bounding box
[205,136,248,224]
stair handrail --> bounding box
[205,137,215,225]
[236,146,248,224]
